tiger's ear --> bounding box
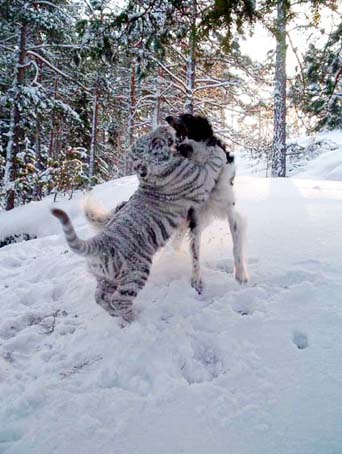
[177,143,194,159]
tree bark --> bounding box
[89,82,98,180]
[49,79,59,158]
[152,67,162,129]
[128,66,136,148]
[125,65,136,175]
[4,24,27,210]
[184,0,197,114]
[271,0,287,178]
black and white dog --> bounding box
[165,113,248,289]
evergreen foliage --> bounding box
[291,23,342,131]
[1,0,339,210]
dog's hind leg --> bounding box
[188,209,204,294]
[227,206,249,284]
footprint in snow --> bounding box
[233,303,253,316]
[180,335,224,384]
[292,330,309,350]
[0,256,23,268]
[231,288,265,316]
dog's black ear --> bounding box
[165,115,187,138]
[165,116,174,126]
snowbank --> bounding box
[0,176,138,243]
[238,129,342,180]
[292,146,342,180]
[289,130,342,180]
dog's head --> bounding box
[130,126,178,184]
[165,113,214,142]
[166,113,232,163]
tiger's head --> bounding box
[130,126,179,184]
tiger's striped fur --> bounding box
[52,126,226,323]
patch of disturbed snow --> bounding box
[1,177,342,454]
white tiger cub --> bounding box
[52,126,226,323]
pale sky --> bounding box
[240,4,341,77]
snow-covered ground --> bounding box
[1,142,342,453]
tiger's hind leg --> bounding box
[227,206,249,284]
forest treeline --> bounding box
[0,0,341,210]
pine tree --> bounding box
[257,0,338,177]
[0,0,83,209]
[291,22,342,131]
[271,0,287,177]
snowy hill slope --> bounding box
[1,176,342,454]
[291,130,342,181]
[238,130,342,180]
[293,146,342,180]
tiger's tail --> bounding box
[51,208,97,256]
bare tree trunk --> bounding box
[152,67,162,129]
[4,24,27,210]
[49,79,59,158]
[35,117,41,159]
[184,0,197,114]
[272,0,287,178]
[125,65,136,175]
[89,82,98,180]
[127,66,136,148]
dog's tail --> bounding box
[51,208,98,257]
[83,196,114,231]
